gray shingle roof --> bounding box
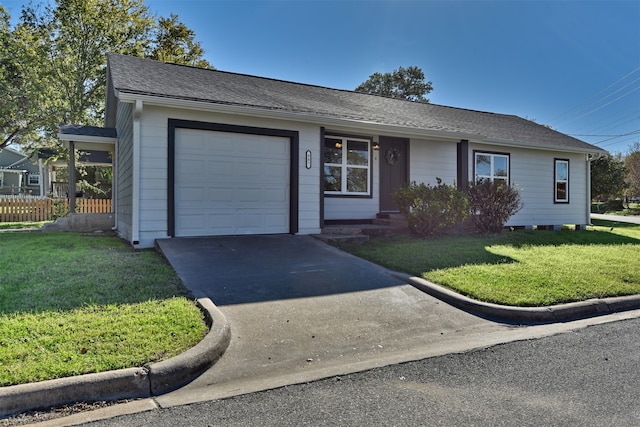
[107,53,604,153]
[59,124,117,139]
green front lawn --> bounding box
[344,220,640,307]
[0,232,207,387]
[0,221,50,230]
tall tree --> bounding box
[0,6,54,149]
[355,66,433,102]
[590,153,627,201]
[625,142,640,197]
[19,0,155,128]
[148,14,213,69]
[2,0,213,152]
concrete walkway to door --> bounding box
[152,235,609,409]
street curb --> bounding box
[396,273,640,323]
[0,298,231,418]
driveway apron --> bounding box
[155,235,510,407]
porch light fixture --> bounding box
[373,143,380,150]
[335,141,342,148]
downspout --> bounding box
[132,99,143,246]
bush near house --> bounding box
[393,179,522,236]
[393,179,468,237]
[467,179,523,233]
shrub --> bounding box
[467,179,523,233]
[51,199,70,220]
[605,199,625,211]
[393,179,469,237]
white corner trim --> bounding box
[132,99,143,244]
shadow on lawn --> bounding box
[350,221,640,276]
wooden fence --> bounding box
[0,197,112,222]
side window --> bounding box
[555,159,569,203]
[474,152,509,184]
[28,174,40,186]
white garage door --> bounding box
[175,128,290,237]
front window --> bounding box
[324,136,371,195]
[0,172,3,188]
[28,174,40,186]
[475,152,509,183]
[555,159,569,203]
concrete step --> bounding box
[311,233,370,245]
[376,212,406,221]
[372,218,409,228]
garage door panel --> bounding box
[175,128,290,237]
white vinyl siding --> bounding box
[115,101,134,242]
[410,138,457,186]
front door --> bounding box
[379,136,408,212]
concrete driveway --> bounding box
[153,235,519,407]
[156,234,406,305]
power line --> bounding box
[548,66,640,125]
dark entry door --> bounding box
[379,136,408,212]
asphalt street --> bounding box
[85,316,640,427]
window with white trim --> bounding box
[28,174,40,186]
[324,136,371,195]
[555,159,569,203]
[474,152,509,183]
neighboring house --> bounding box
[60,54,607,248]
[0,146,49,196]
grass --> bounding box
[343,220,640,307]
[0,221,49,230]
[0,232,207,386]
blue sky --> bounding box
[3,0,639,154]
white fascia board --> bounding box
[473,137,608,155]
[57,133,117,145]
[0,168,27,173]
[115,91,480,142]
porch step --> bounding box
[376,213,406,220]
[312,220,409,245]
[374,213,409,230]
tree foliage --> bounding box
[355,66,433,103]
[625,142,640,197]
[0,0,212,152]
[148,14,213,69]
[0,5,54,149]
[590,154,627,201]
